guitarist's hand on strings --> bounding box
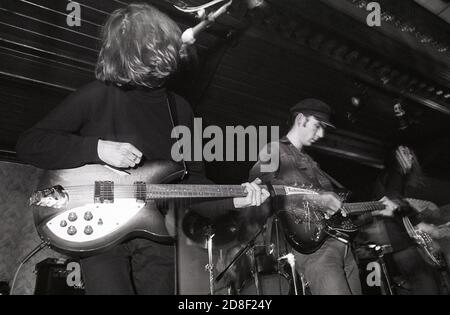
[233,178,271,208]
[318,192,343,219]
[97,140,143,168]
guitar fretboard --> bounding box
[342,201,385,215]
[143,184,288,199]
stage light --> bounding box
[351,96,361,107]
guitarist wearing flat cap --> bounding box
[249,98,398,295]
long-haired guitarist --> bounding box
[15,3,269,295]
[249,99,398,295]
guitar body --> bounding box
[32,160,185,256]
[277,195,359,254]
[277,207,328,254]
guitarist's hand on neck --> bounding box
[233,178,271,208]
[372,196,398,218]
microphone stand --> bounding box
[278,253,299,295]
[205,228,215,295]
[180,0,233,44]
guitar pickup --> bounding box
[94,181,114,203]
[134,181,146,202]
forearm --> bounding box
[16,129,100,169]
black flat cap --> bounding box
[290,98,335,128]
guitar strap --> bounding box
[167,92,188,180]
[166,92,187,293]
[263,182,285,255]
[318,169,345,190]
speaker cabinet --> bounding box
[34,258,85,295]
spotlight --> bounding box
[351,96,361,107]
[347,96,363,123]
[347,83,368,123]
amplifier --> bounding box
[34,258,85,295]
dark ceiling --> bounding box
[0,0,449,182]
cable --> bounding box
[9,241,49,295]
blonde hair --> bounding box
[95,3,182,88]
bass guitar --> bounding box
[30,160,313,256]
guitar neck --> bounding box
[342,201,385,215]
[144,184,288,199]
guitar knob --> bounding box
[84,225,93,235]
[67,226,77,235]
[84,211,93,221]
[60,220,67,227]
[68,212,78,222]
[97,218,103,226]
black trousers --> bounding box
[80,239,175,295]
[390,246,441,295]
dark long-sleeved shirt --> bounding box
[249,137,334,190]
[247,137,335,236]
[16,80,234,217]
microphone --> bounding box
[181,0,232,44]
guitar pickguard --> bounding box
[326,216,359,232]
[45,199,145,243]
